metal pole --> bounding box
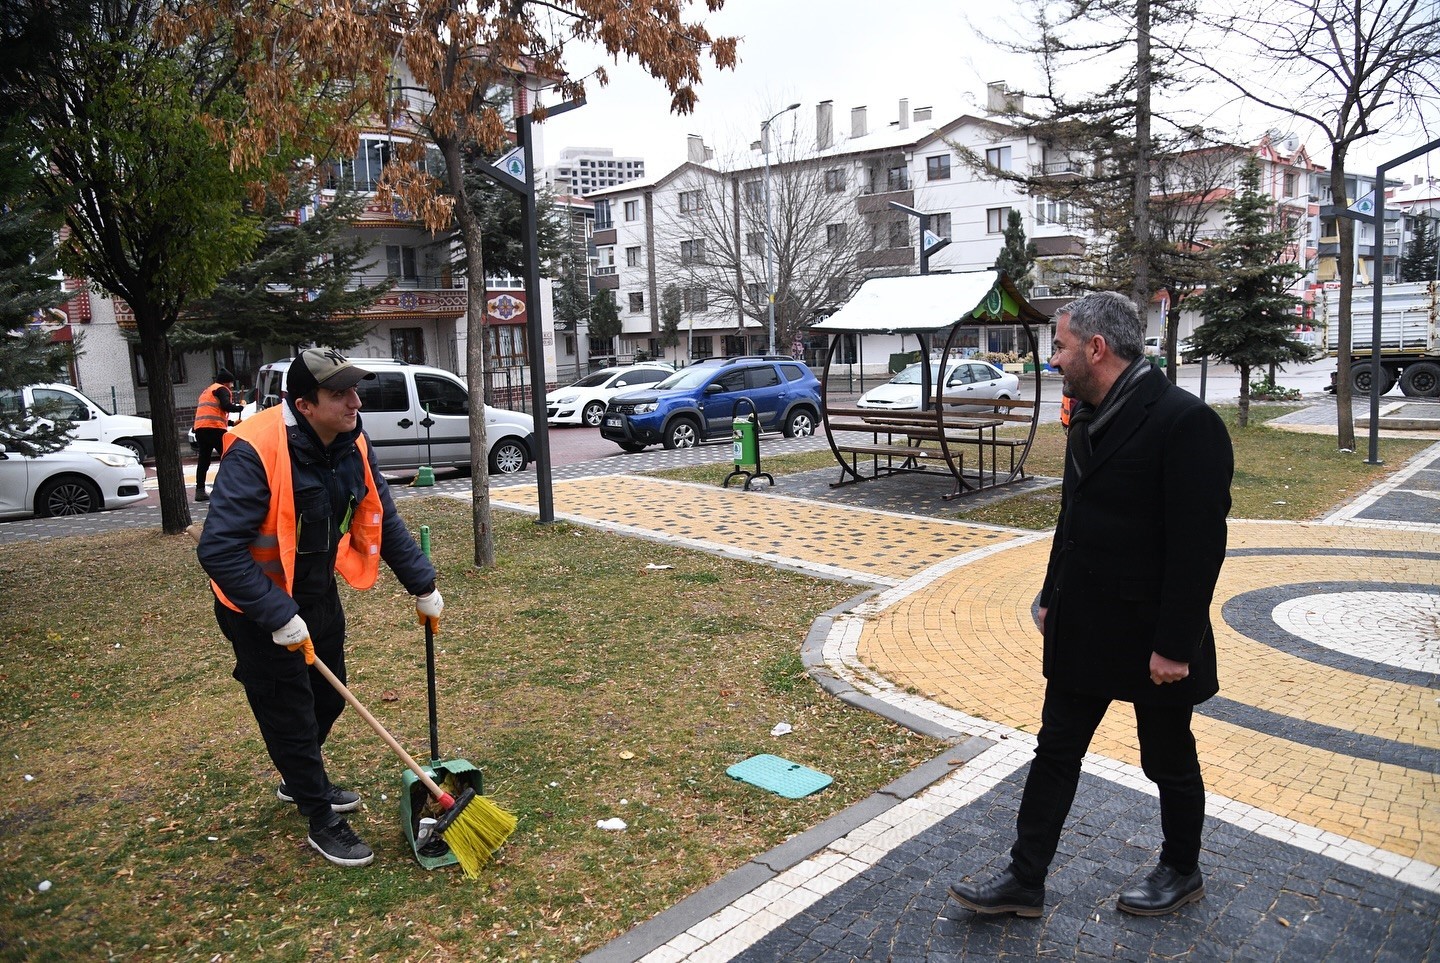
[518,113,555,521]
[762,103,799,356]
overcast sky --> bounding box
[537,0,1439,184]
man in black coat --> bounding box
[950,291,1233,918]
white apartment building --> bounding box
[544,147,647,196]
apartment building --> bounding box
[544,147,647,196]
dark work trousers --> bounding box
[194,427,227,491]
[215,586,347,827]
[1009,683,1205,887]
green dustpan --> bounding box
[402,526,483,870]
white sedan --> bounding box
[546,364,674,427]
[857,359,1021,412]
[0,439,147,519]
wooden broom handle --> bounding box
[310,654,450,804]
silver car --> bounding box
[0,439,147,519]
[857,360,1021,412]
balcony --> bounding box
[594,273,619,291]
[858,247,915,270]
[593,227,617,245]
[857,189,914,214]
[350,274,467,319]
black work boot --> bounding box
[194,487,209,502]
[948,867,1044,918]
[1116,863,1204,916]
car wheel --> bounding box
[488,438,529,474]
[618,442,647,453]
[783,408,816,437]
[1399,362,1440,398]
[582,401,607,427]
[993,395,1013,415]
[663,418,699,449]
[36,476,102,517]
[116,438,146,463]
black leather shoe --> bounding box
[1117,863,1204,916]
[948,868,1044,918]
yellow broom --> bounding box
[292,639,516,876]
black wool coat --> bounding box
[1038,370,1233,706]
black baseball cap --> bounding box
[287,347,375,396]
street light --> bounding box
[762,102,801,355]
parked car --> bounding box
[856,359,1020,412]
[600,356,822,452]
[545,363,674,427]
[0,438,147,519]
[3,383,154,463]
[1144,337,1197,365]
[236,358,535,475]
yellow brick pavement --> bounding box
[489,479,1440,867]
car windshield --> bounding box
[653,367,714,390]
[569,371,616,388]
[890,364,948,386]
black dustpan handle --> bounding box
[421,525,440,764]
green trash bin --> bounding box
[732,414,759,468]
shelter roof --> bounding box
[810,271,1049,334]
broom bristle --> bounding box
[441,794,518,878]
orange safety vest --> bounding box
[194,383,231,431]
[210,406,384,613]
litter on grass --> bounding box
[770,722,792,737]
[644,563,673,570]
[596,818,628,831]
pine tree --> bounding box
[993,209,1037,294]
[1400,215,1438,283]
[1187,159,1310,426]
[589,290,621,359]
[659,284,683,361]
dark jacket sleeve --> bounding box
[216,386,245,413]
[1153,403,1233,664]
[367,440,438,595]
[196,439,300,632]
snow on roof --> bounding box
[812,271,1049,334]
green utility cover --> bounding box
[726,754,832,799]
[401,758,482,870]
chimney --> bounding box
[851,105,867,139]
[686,134,713,163]
[817,100,833,152]
[898,98,910,130]
[914,105,933,122]
[986,81,1022,116]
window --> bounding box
[680,239,705,264]
[1284,171,1299,197]
[722,334,747,357]
[682,286,708,311]
[626,246,641,267]
[746,365,781,389]
[390,327,425,364]
[692,335,714,360]
[926,155,951,181]
[1036,197,1072,226]
[746,231,764,255]
[485,324,529,366]
[888,218,909,249]
[986,146,1013,171]
[825,168,846,192]
[886,166,908,191]
[715,369,747,392]
[415,374,468,416]
[986,207,1010,234]
[386,245,419,283]
[826,223,848,247]
[827,279,849,302]
[628,292,645,313]
[746,282,763,304]
[932,213,951,239]
[593,200,612,229]
[624,199,639,221]
[132,346,186,387]
[679,190,703,212]
[596,246,616,274]
[356,372,408,412]
[743,180,764,204]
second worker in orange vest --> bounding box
[192,368,246,502]
[197,348,443,869]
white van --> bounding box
[4,383,155,463]
[245,359,535,475]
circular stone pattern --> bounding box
[1272,591,1440,675]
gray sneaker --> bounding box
[306,818,374,868]
[277,783,361,813]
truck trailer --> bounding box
[1317,281,1439,397]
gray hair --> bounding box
[1056,291,1144,362]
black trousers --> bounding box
[215,587,347,825]
[1009,683,1205,887]
[194,427,227,490]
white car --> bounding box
[545,364,675,427]
[0,439,147,519]
[5,383,155,463]
[857,359,1020,412]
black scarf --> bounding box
[1066,356,1154,481]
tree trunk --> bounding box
[1131,0,1154,324]
[1331,154,1356,450]
[1237,362,1251,428]
[135,310,191,535]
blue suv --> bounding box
[600,356,822,452]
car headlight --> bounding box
[91,452,137,468]
[632,402,658,414]
[554,393,577,404]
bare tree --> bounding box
[652,136,872,357]
[1179,0,1440,449]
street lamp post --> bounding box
[762,103,801,356]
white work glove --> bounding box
[415,588,444,633]
[272,615,315,664]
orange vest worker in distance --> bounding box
[192,368,245,501]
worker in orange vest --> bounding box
[193,369,245,502]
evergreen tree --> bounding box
[589,290,621,357]
[659,284,682,361]
[1400,215,1438,283]
[1187,159,1309,426]
[993,209,1037,294]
